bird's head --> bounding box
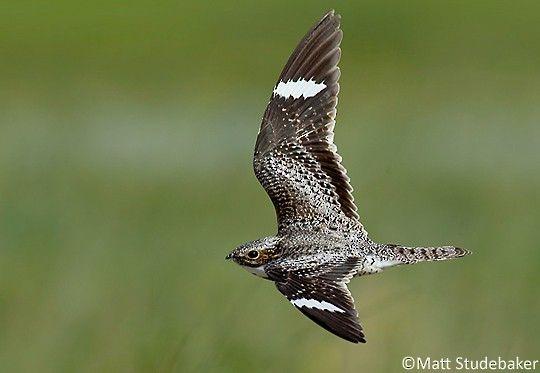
[226,236,283,271]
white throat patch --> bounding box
[273,78,326,99]
[241,265,268,278]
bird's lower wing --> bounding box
[272,258,365,343]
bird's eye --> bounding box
[247,250,259,259]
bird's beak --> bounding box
[225,253,233,260]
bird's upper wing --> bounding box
[253,11,365,234]
[268,257,365,343]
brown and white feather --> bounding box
[254,11,363,234]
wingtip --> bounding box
[323,9,339,17]
[356,329,366,343]
[346,332,366,344]
[320,10,341,25]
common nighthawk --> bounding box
[226,10,470,343]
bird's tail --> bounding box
[377,244,471,268]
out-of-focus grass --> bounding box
[0,1,539,372]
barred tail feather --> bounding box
[381,244,471,267]
[399,245,470,263]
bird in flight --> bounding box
[226,10,470,343]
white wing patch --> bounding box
[273,78,326,99]
[291,298,345,313]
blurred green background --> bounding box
[1,1,539,372]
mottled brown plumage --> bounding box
[226,10,470,344]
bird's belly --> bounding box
[355,255,402,276]
[241,265,268,278]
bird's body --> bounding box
[226,10,470,343]
[237,232,467,281]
